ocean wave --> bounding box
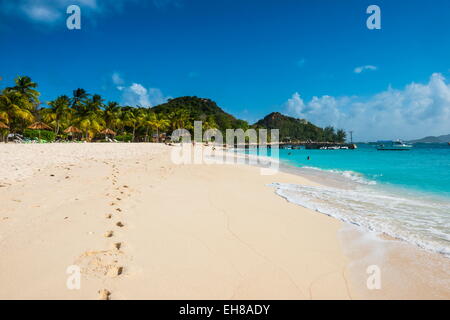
[300,166,377,185]
[269,182,450,258]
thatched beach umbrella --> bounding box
[28,122,52,141]
[0,121,9,143]
[100,128,116,140]
[0,121,9,129]
[64,126,82,141]
[64,126,82,134]
[28,122,51,130]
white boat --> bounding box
[377,140,413,151]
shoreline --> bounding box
[240,149,450,298]
[267,158,450,299]
[225,147,450,298]
[0,143,449,299]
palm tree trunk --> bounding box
[145,127,149,142]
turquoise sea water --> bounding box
[243,143,450,257]
[278,143,450,197]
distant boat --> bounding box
[377,140,413,151]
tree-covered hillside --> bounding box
[0,75,346,143]
[151,96,249,132]
[253,112,346,143]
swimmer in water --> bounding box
[307,156,310,160]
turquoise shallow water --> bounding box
[243,143,450,257]
[277,143,450,197]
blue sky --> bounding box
[1,0,450,140]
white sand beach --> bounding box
[0,143,449,299]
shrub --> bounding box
[23,129,56,141]
[115,134,133,142]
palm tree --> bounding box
[140,111,157,142]
[73,96,104,140]
[141,112,170,142]
[43,95,71,135]
[91,94,105,109]
[121,107,144,142]
[153,116,170,142]
[336,129,347,143]
[168,108,191,131]
[7,76,40,105]
[0,90,35,132]
[203,115,219,131]
[323,126,335,142]
[104,102,121,131]
[71,88,89,110]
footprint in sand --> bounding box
[116,221,124,228]
[105,214,112,219]
[115,208,122,212]
[112,242,121,251]
[104,231,113,238]
[98,289,111,300]
[106,266,123,277]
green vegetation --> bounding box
[0,76,346,143]
[115,134,133,142]
[253,112,346,143]
[23,129,56,142]
[151,96,248,132]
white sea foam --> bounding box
[301,166,377,185]
[269,182,450,258]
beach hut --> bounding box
[64,126,82,141]
[28,122,52,141]
[100,128,117,141]
[0,121,9,129]
[0,121,9,143]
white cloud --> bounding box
[354,65,378,74]
[284,73,450,141]
[123,83,150,107]
[1,0,175,25]
[112,72,124,85]
[21,4,62,23]
[147,88,170,106]
[121,83,170,108]
[6,0,99,24]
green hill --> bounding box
[253,112,346,143]
[151,97,345,143]
[409,134,450,143]
[151,96,249,132]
